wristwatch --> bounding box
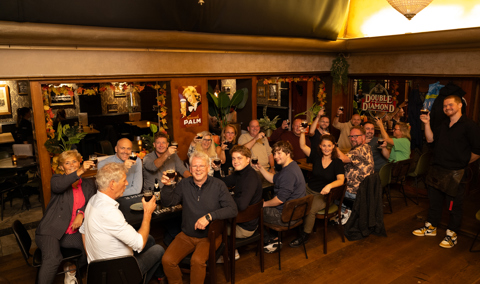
[205,214,212,222]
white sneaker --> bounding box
[341,209,352,225]
[64,271,77,284]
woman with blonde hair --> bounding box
[35,150,96,284]
[187,131,217,175]
[217,124,238,174]
[376,118,411,162]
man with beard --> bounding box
[270,118,311,161]
[336,126,374,224]
[413,95,480,248]
[98,138,143,196]
[333,108,363,152]
[363,121,388,172]
[143,132,191,190]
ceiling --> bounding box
[0,0,349,41]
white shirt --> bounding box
[80,192,144,263]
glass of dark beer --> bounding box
[339,106,344,112]
[301,120,308,129]
[213,157,222,170]
[89,155,97,170]
[171,141,178,148]
[251,155,258,165]
[129,152,137,161]
[377,138,384,148]
[143,189,153,202]
[166,169,176,185]
[420,108,429,115]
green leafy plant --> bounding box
[207,87,249,129]
[44,123,87,154]
[331,54,349,94]
[140,124,159,152]
[295,103,324,124]
[258,106,281,131]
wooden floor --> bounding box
[1,190,480,284]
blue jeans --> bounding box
[135,235,165,282]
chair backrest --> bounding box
[413,152,433,176]
[99,140,115,155]
[325,184,347,208]
[281,195,314,225]
[235,200,263,224]
[208,219,226,242]
[86,255,143,284]
[12,220,33,265]
[391,159,413,183]
[379,163,394,187]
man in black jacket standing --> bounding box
[160,151,237,284]
[413,95,480,248]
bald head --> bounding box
[115,138,133,161]
[248,120,261,137]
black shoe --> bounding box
[289,233,310,248]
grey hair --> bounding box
[96,162,127,191]
[189,151,210,168]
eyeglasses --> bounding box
[203,139,212,142]
[348,135,362,139]
[191,165,207,169]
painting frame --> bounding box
[257,86,266,98]
[267,84,278,102]
[0,84,12,116]
[17,80,30,96]
[107,103,118,113]
[114,83,128,98]
[49,92,75,108]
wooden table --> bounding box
[82,126,100,134]
[0,157,36,170]
[125,121,158,129]
[0,133,15,144]
[297,158,313,172]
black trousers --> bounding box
[427,182,465,233]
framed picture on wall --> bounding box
[49,92,75,108]
[17,81,30,96]
[267,84,278,101]
[0,84,12,115]
[114,82,128,97]
[107,103,118,113]
[257,86,266,98]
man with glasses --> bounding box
[363,121,388,172]
[239,120,275,173]
[333,108,363,152]
[336,126,374,224]
[143,132,191,190]
[160,151,237,284]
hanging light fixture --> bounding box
[214,80,221,97]
[198,0,204,5]
[386,0,434,20]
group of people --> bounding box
[34,94,480,284]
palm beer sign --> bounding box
[361,83,397,118]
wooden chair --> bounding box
[86,255,143,284]
[315,184,347,254]
[229,200,264,284]
[12,220,83,284]
[470,209,480,252]
[179,219,230,284]
[98,140,114,155]
[407,151,433,203]
[390,159,414,206]
[379,163,394,214]
[264,195,314,270]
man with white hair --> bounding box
[80,163,165,283]
[160,152,237,284]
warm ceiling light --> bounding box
[387,0,434,20]
[198,0,204,5]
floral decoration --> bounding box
[41,84,75,138]
[260,76,322,85]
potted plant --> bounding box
[207,87,249,129]
[44,123,87,154]
[258,106,281,137]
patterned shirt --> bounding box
[345,143,374,194]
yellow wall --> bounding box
[345,0,480,38]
